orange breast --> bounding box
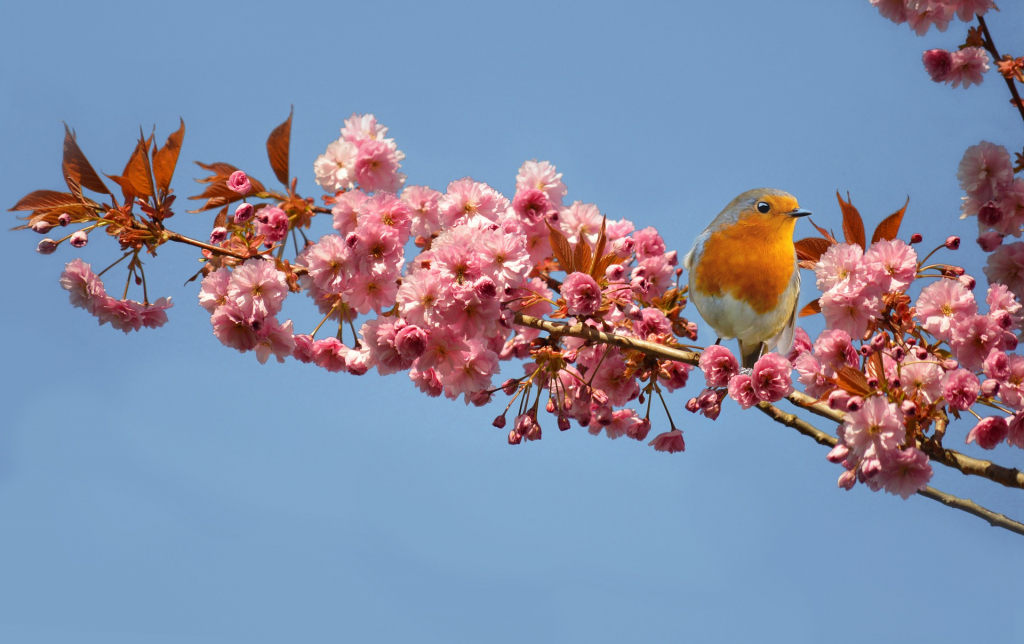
[694,214,797,314]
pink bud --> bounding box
[978,201,1003,227]
[468,390,492,407]
[69,230,88,248]
[234,202,255,224]
[922,48,953,82]
[981,378,1000,397]
[209,227,228,244]
[860,457,882,478]
[942,358,959,371]
[30,221,53,234]
[508,430,522,445]
[905,337,917,346]
[959,275,976,290]
[870,333,887,351]
[345,232,358,247]
[493,415,506,429]
[826,444,850,464]
[501,379,518,396]
[966,416,1009,450]
[605,264,625,281]
[860,345,873,356]
[612,237,635,257]
[838,470,857,490]
[867,377,879,389]
[594,405,613,426]
[913,346,929,360]
[977,231,1003,252]
[630,277,649,296]
[474,276,497,299]
[910,233,923,244]
[591,389,609,406]
[685,397,701,413]
[891,346,905,361]
[36,238,58,254]
[901,400,918,418]
[847,396,864,412]
[944,236,960,250]
[395,325,428,361]
[227,170,252,195]
[827,390,851,411]
[58,213,71,226]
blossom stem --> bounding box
[310,302,341,339]
[977,15,1024,126]
[96,251,133,278]
[136,252,149,305]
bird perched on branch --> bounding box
[683,188,811,369]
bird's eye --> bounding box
[756,201,771,214]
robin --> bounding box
[683,188,812,369]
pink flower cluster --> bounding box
[313,113,406,195]
[922,47,990,87]
[60,259,172,333]
[813,239,918,338]
[870,0,994,35]
[198,258,295,364]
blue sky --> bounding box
[2,1,1023,641]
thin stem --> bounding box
[96,251,133,278]
[977,15,1024,126]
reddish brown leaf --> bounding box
[836,366,871,397]
[592,252,625,279]
[807,218,838,244]
[152,119,185,196]
[573,239,593,275]
[62,124,110,195]
[837,191,866,249]
[798,299,821,318]
[126,139,155,198]
[547,222,574,273]
[590,217,608,279]
[795,237,832,263]
[194,161,241,182]
[266,108,293,186]
[870,197,909,244]
[9,190,79,212]
[213,205,228,229]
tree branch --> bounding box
[977,15,1024,126]
[512,312,1024,535]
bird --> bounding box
[682,188,811,369]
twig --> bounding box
[977,15,1024,126]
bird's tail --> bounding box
[739,341,766,370]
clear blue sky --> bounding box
[2,1,1023,641]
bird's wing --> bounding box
[770,268,800,356]
[682,229,712,272]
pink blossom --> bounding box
[397,270,449,328]
[440,342,500,400]
[304,234,354,295]
[906,2,954,35]
[511,188,554,225]
[211,302,258,352]
[313,139,358,193]
[842,396,906,458]
[636,255,675,299]
[634,307,672,339]
[787,327,813,361]
[588,350,640,407]
[560,272,603,317]
[915,279,977,340]
[352,221,403,274]
[256,206,289,245]
[476,228,531,292]
[227,259,288,320]
[978,231,1003,251]
[948,0,995,21]
[900,361,943,404]
[353,139,405,194]
[949,313,1003,371]
[346,347,372,375]
[558,201,604,246]
[395,324,428,361]
[312,337,349,372]
[750,353,793,402]
[984,242,1024,299]
[60,259,106,315]
[331,190,369,236]
[227,170,251,195]
[416,328,469,373]
[870,448,933,499]
[987,283,1022,330]
[346,266,399,315]
[942,368,980,410]
[292,334,316,363]
[820,281,881,339]
[254,318,295,364]
[648,429,685,453]
[997,354,1024,410]
[97,297,145,333]
[870,0,908,23]
[410,367,444,397]
[633,227,666,261]
[966,416,1009,449]
[727,374,759,409]
[359,192,413,245]
[814,243,864,292]
[234,202,254,224]
[438,178,509,227]
[958,141,1013,203]
[361,317,415,375]
[1008,412,1024,449]
[658,361,692,392]
[863,239,918,292]
[515,160,567,205]
[340,113,390,146]
[922,48,953,82]
[983,348,1010,381]
[140,297,173,329]
[794,353,832,399]
[69,230,88,248]
[812,329,859,373]
[947,47,990,88]
[402,185,443,239]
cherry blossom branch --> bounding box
[976,15,1024,126]
[513,313,1024,490]
[162,230,252,260]
[754,400,1024,537]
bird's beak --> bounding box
[787,208,812,218]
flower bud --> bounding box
[838,470,857,490]
[913,346,929,360]
[630,277,649,296]
[826,444,850,464]
[345,232,358,247]
[492,415,506,429]
[605,264,626,281]
[468,389,492,407]
[209,227,228,244]
[664,250,678,266]
[959,275,976,290]
[58,213,71,226]
[981,378,1000,397]
[685,397,701,413]
[977,231,1003,252]
[905,337,917,346]
[227,170,252,195]
[870,333,887,351]
[891,346,905,362]
[860,345,873,356]
[901,400,918,418]
[847,396,865,412]
[233,202,255,224]
[474,276,497,299]
[508,430,522,445]
[69,230,88,248]
[867,376,879,389]
[860,457,882,478]
[36,238,58,254]
[827,390,851,411]
[30,220,53,234]
[910,233,923,244]
[944,235,960,250]
[922,48,953,82]
[591,389,609,406]
[556,415,570,431]
[594,405,613,426]
[942,358,959,371]
[978,201,1002,227]
[612,237,635,257]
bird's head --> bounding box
[723,188,812,229]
